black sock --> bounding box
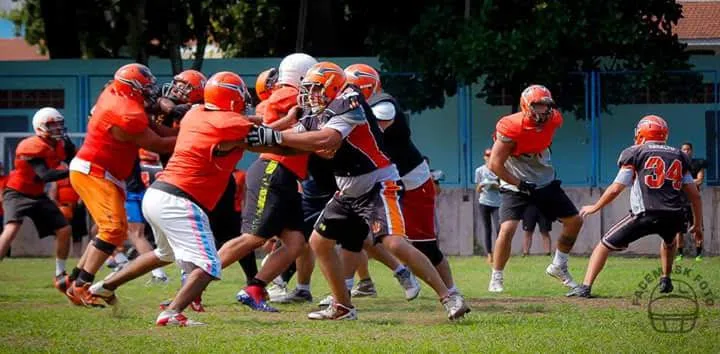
[696,246,703,256]
[76,270,95,286]
[247,277,267,288]
[238,251,258,282]
[69,267,81,282]
[281,262,297,283]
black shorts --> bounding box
[522,205,552,233]
[241,159,303,239]
[681,206,693,232]
[2,188,68,238]
[602,211,685,250]
[314,180,405,252]
[211,177,242,246]
[71,203,88,242]
[302,194,332,241]
[499,180,578,224]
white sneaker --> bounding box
[394,268,421,301]
[442,293,471,320]
[318,295,335,307]
[88,281,118,306]
[546,263,578,288]
[267,282,288,302]
[488,272,504,293]
[308,303,357,320]
[156,311,205,327]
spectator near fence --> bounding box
[676,142,707,261]
[474,149,500,264]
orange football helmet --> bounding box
[520,85,555,124]
[113,63,157,99]
[344,64,381,100]
[204,72,249,114]
[163,69,207,104]
[299,62,346,114]
[138,148,160,164]
[634,115,669,145]
[255,68,278,102]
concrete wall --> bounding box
[9,186,718,257]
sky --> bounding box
[0,19,17,38]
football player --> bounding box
[487,85,583,293]
[247,62,470,320]
[65,63,176,307]
[675,142,706,261]
[0,107,75,291]
[568,115,703,297]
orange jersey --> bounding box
[6,136,66,196]
[159,106,252,211]
[56,165,79,205]
[232,169,246,212]
[495,111,562,156]
[258,86,309,179]
[75,84,149,181]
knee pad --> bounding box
[412,240,444,266]
[92,237,117,255]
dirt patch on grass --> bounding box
[467,296,641,310]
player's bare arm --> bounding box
[488,136,521,186]
[695,168,704,187]
[111,126,176,154]
[579,182,626,217]
[149,120,179,137]
[280,128,343,152]
[265,106,303,131]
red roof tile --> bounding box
[676,1,720,40]
[0,38,48,61]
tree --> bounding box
[373,0,693,116]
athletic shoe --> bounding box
[308,303,357,320]
[695,255,703,262]
[351,279,377,298]
[659,277,674,293]
[488,272,504,293]
[146,275,170,285]
[442,293,470,320]
[275,288,313,304]
[267,282,288,302]
[566,284,592,298]
[156,311,205,327]
[318,294,335,308]
[394,269,421,301]
[237,285,279,312]
[67,282,106,307]
[54,272,71,294]
[675,254,683,262]
[546,263,578,288]
[88,281,118,306]
[162,297,205,312]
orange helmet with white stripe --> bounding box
[520,84,555,124]
[344,64,381,100]
[255,68,278,101]
[299,62,346,114]
[204,72,249,114]
[113,63,157,100]
[163,69,207,104]
[634,115,669,145]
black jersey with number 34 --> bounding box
[618,143,692,213]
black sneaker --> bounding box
[276,288,313,304]
[566,284,592,298]
[659,277,674,293]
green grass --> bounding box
[1,256,719,353]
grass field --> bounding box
[1,255,719,353]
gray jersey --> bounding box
[499,146,556,191]
[475,165,501,207]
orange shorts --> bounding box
[401,178,437,241]
[69,171,128,247]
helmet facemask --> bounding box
[39,117,66,140]
[162,79,193,103]
[529,97,554,124]
[299,82,329,114]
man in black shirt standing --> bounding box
[675,142,707,261]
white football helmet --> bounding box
[32,107,66,139]
[277,53,318,89]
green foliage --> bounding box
[374,0,693,116]
[4,0,46,54]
